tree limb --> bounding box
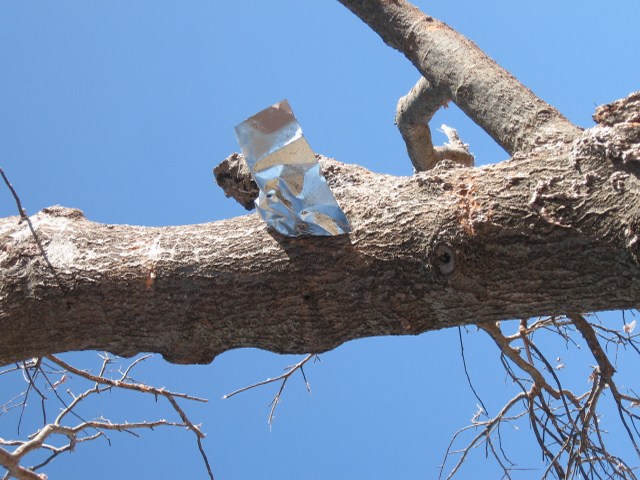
[1,93,639,365]
[338,0,581,155]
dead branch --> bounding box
[440,391,528,479]
[224,354,317,426]
[570,313,640,460]
[478,321,559,400]
[457,327,488,416]
[443,316,640,479]
[46,355,207,403]
[0,354,213,480]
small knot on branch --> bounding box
[213,152,259,210]
[433,243,455,275]
[41,205,85,220]
[593,91,640,126]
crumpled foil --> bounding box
[234,100,352,237]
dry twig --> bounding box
[224,354,318,427]
[440,315,640,479]
[0,354,213,480]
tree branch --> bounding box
[395,78,474,171]
[338,0,581,155]
[0,353,213,479]
[467,315,640,478]
[1,94,639,365]
[224,354,317,427]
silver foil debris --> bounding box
[234,100,352,237]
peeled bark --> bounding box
[1,92,639,365]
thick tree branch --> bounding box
[1,94,639,364]
[338,0,581,155]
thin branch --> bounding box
[468,315,640,479]
[223,354,316,400]
[571,314,640,461]
[224,354,317,427]
[569,314,615,379]
[457,327,488,416]
[29,432,102,472]
[17,359,46,435]
[478,322,559,399]
[46,355,207,403]
[164,394,214,479]
[0,354,213,479]
[439,391,527,479]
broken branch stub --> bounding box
[395,77,474,171]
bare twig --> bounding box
[46,355,207,403]
[439,391,527,479]
[0,354,213,479]
[477,322,559,399]
[224,354,318,427]
[457,327,488,416]
[570,313,640,460]
[445,316,640,479]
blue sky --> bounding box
[1,1,639,479]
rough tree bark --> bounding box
[338,0,581,157]
[1,0,639,366]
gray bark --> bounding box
[338,0,580,156]
[1,0,639,366]
[1,92,639,365]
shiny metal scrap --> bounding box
[234,100,352,237]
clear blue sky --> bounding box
[1,1,639,479]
